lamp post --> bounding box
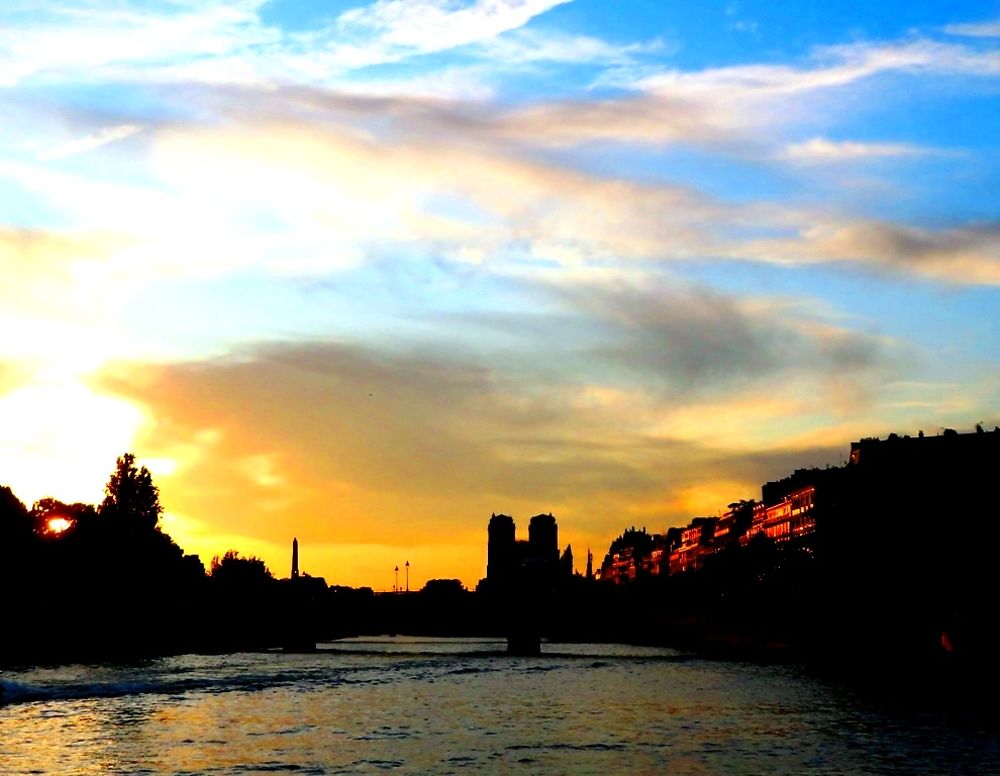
[405,560,409,593]
[394,565,399,594]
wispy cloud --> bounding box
[0,2,275,87]
[333,0,572,62]
[4,99,998,291]
[540,277,888,396]
[37,124,143,161]
[631,39,1000,102]
[478,28,667,66]
[724,3,758,35]
[491,37,1000,149]
[0,0,574,87]
[943,19,1000,38]
[782,136,934,163]
[738,221,1000,284]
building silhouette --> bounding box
[528,513,558,564]
[482,511,571,592]
[487,513,516,586]
[598,427,1000,584]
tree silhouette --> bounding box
[210,550,273,587]
[607,526,654,559]
[99,453,162,531]
[30,497,98,536]
[0,485,31,539]
[0,486,33,584]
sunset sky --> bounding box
[2,1,998,589]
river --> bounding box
[2,638,997,774]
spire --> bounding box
[292,537,299,579]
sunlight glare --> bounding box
[0,380,145,505]
[46,516,72,534]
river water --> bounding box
[2,638,998,775]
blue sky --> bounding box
[0,0,998,586]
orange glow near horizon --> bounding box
[0,363,982,591]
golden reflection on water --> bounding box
[3,702,127,775]
[2,645,999,775]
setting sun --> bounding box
[44,516,72,535]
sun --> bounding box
[45,517,73,535]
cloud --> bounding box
[272,132,975,286]
[0,2,277,87]
[579,38,1000,144]
[87,261,931,587]
[37,124,143,161]
[4,7,997,162]
[782,136,934,163]
[96,333,875,584]
[113,118,742,269]
[4,76,999,310]
[0,0,574,88]
[536,277,887,396]
[8,102,998,296]
[277,35,996,153]
[478,28,667,66]
[334,0,572,61]
[494,91,738,146]
[96,341,652,581]
[725,4,758,35]
[7,1,993,113]
[0,226,123,326]
[741,221,1000,284]
[943,19,1000,38]
[689,38,1000,94]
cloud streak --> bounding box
[741,222,1000,284]
[0,0,574,87]
[782,137,935,163]
[333,0,572,63]
[545,279,886,395]
[7,99,999,295]
[633,39,1000,99]
[37,124,143,161]
[944,19,1000,38]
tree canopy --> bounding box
[607,526,654,559]
[99,452,162,531]
[210,550,273,587]
[0,485,30,540]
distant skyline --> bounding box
[2,1,998,588]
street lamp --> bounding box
[394,565,399,593]
[405,560,409,593]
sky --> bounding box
[1,0,998,589]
